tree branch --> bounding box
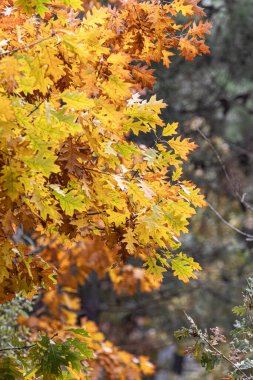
[207,200,253,241]
[0,344,36,353]
[196,127,253,213]
[0,33,56,58]
[0,333,58,353]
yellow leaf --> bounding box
[61,91,95,111]
[171,0,194,16]
[172,167,182,181]
[107,210,130,227]
[122,229,138,254]
[169,136,197,159]
[171,252,201,283]
[163,122,179,136]
[101,75,132,102]
[139,356,155,375]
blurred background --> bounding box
[80,0,253,378]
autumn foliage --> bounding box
[0,0,211,378]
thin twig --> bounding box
[0,33,56,58]
[196,127,253,213]
[196,127,235,193]
[207,200,253,241]
[27,100,45,117]
[0,333,58,353]
[0,343,36,353]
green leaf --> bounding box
[174,327,190,341]
[232,305,247,317]
[29,333,92,379]
[34,1,50,17]
[67,328,90,337]
[51,185,87,216]
[200,352,220,371]
[62,0,83,10]
[15,0,49,16]
[114,142,141,159]
[24,154,60,178]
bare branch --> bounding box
[196,127,253,213]
[207,201,253,241]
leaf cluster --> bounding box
[0,0,211,378]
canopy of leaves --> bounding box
[0,0,211,378]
